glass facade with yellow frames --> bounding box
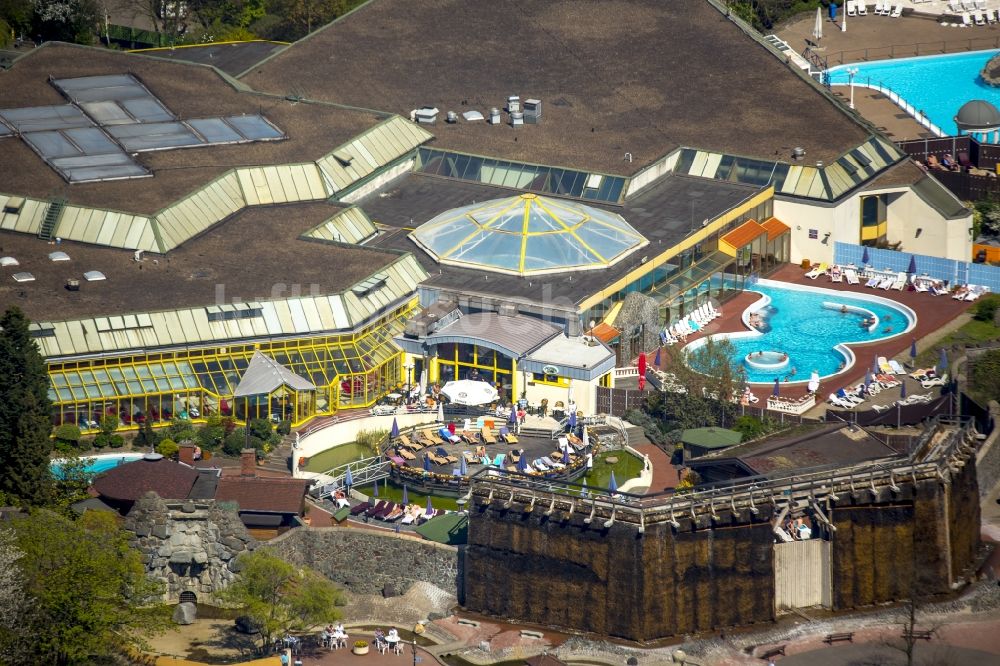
[47,300,415,431]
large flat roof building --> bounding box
[0,0,975,431]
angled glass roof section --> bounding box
[410,193,647,277]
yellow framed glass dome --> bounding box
[409,193,647,276]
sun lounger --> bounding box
[509,449,521,463]
[962,12,973,27]
[804,263,827,279]
[890,2,902,17]
[922,373,949,388]
[463,451,479,464]
[844,267,860,284]
[398,448,416,460]
[397,434,421,451]
[864,275,880,288]
[422,429,445,445]
[492,453,507,467]
[436,427,460,444]
[877,356,893,374]
[532,459,550,472]
[873,1,884,13]
[857,1,868,14]
[382,504,404,521]
[365,500,387,517]
[878,276,894,289]
[974,10,986,25]
[435,446,459,464]
[889,359,905,374]
[847,0,858,16]
[480,427,497,444]
[350,501,371,516]
[892,272,907,290]
[829,393,856,409]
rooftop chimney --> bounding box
[178,444,196,466]
[241,448,257,477]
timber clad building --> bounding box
[0,0,974,428]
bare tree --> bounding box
[0,528,27,662]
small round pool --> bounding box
[745,351,790,372]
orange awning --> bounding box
[586,323,620,344]
[720,220,767,255]
[761,216,791,241]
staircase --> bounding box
[38,198,66,241]
[623,423,649,447]
[258,437,293,475]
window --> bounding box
[808,229,818,240]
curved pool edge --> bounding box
[684,279,917,385]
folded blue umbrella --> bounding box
[460,455,468,476]
[372,479,379,497]
[344,466,353,487]
[562,446,570,465]
[423,454,431,471]
[608,471,618,494]
[390,417,399,439]
[401,484,409,505]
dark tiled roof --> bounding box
[215,476,309,514]
[131,41,287,77]
[92,456,199,502]
[733,424,899,476]
[242,0,870,173]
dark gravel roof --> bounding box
[132,41,288,77]
[0,43,383,214]
[92,456,199,502]
[0,202,400,322]
[215,476,309,514]
[242,0,870,174]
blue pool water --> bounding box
[50,453,143,478]
[827,50,1000,138]
[689,280,914,384]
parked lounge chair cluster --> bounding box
[659,302,721,345]
[827,359,943,410]
[944,0,997,27]
[349,498,444,525]
[846,1,903,17]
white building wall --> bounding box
[884,189,973,261]
[774,197,852,266]
[523,378,599,417]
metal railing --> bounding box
[824,36,1000,67]
[462,416,977,530]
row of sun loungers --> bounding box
[349,500,444,524]
[660,303,721,345]
[828,362,948,409]
[846,1,903,17]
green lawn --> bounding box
[914,318,1000,368]
[354,480,461,511]
[303,442,373,473]
[581,449,644,491]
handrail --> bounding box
[466,416,976,527]
[824,37,1000,67]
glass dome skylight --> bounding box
[409,193,647,276]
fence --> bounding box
[824,36,1000,67]
[106,24,176,48]
[834,242,1000,292]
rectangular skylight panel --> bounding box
[52,153,149,183]
[0,105,92,132]
[64,127,121,155]
[23,131,81,158]
[53,74,138,92]
[80,100,135,125]
[53,75,149,103]
[107,122,202,151]
[120,97,175,123]
[226,115,284,140]
[0,123,10,137]
[188,118,244,144]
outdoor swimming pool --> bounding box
[687,279,915,384]
[827,50,1000,139]
[50,453,143,477]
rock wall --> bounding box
[266,528,461,598]
[464,503,775,641]
[975,401,1000,498]
[124,493,255,603]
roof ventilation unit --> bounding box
[792,146,805,160]
[0,256,18,267]
[510,112,524,128]
[414,107,439,124]
[489,108,501,125]
[49,251,70,262]
[523,99,542,124]
[446,111,458,124]
[506,96,520,113]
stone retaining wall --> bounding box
[267,528,461,599]
[976,401,1000,497]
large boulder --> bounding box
[172,602,197,625]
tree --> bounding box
[221,550,342,652]
[134,418,159,451]
[0,527,27,663]
[49,455,93,516]
[969,348,1000,403]
[1,510,169,664]
[0,307,53,506]
[32,0,101,43]
[156,437,179,458]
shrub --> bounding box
[134,419,160,449]
[169,418,197,443]
[109,434,125,448]
[53,424,82,448]
[973,294,1000,322]
[223,429,263,456]
[354,641,368,649]
[356,428,389,456]
[99,414,120,436]
[276,419,291,436]
[156,438,179,458]
[197,415,229,451]
[732,415,766,441]
[92,434,110,449]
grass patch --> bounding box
[582,449,644,491]
[914,318,1000,368]
[303,442,372,473]
[354,480,461,512]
